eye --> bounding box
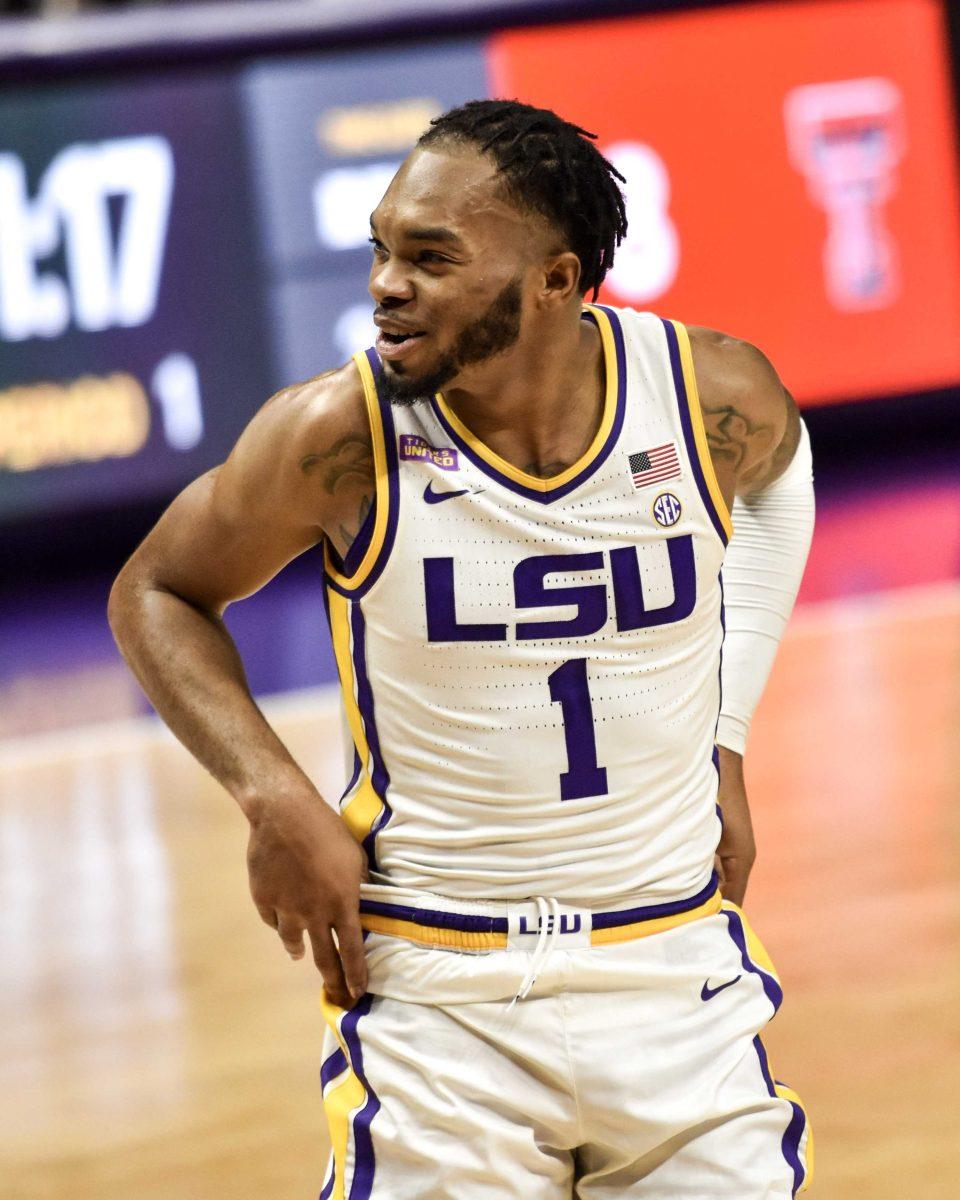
[418,251,453,266]
[368,237,387,257]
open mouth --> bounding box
[376,328,427,359]
[380,331,425,345]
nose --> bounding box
[369,256,415,307]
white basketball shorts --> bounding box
[317,878,813,1199]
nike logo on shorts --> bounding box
[700,974,742,1001]
[423,482,472,504]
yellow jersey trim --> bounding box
[669,320,734,541]
[323,351,390,591]
[432,303,619,493]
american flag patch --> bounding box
[629,443,681,489]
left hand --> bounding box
[714,746,757,907]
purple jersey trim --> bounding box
[324,349,400,600]
[340,749,362,805]
[328,499,377,579]
[427,306,628,505]
[661,318,729,547]
[712,573,726,826]
[349,602,393,873]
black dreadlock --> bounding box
[418,99,628,301]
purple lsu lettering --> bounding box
[423,540,697,643]
[517,913,582,936]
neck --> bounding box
[439,304,605,478]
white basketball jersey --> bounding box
[323,304,733,908]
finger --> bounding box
[334,910,368,1000]
[276,915,306,960]
[256,904,279,929]
[308,925,351,1007]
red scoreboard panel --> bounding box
[490,0,960,406]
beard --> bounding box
[377,275,523,407]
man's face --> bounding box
[368,145,547,404]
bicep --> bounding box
[127,465,322,614]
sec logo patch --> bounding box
[652,492,682,527]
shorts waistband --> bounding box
[359,872,722,951]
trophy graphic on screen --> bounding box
[784,77,905,312]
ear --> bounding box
[538,251,582,308]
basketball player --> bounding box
[109,101,816,1198]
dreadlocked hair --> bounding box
[418,99,628,300]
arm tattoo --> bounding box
[299,432,374,558]
[699,399,772,475]
[299,432,373,494]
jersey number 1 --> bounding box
[547,658,609,802]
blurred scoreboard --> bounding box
[1,0,958,523]
[0,75,271,521]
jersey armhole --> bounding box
[323,348,399,596]
[325,497,377,577]
[663,319,734,546]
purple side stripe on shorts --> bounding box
[318,1155,336,1200]
[320,1047,348,1091]
[779,1093,808,1196]
[752,1033,776,1097]
[722,908,784,1013]
[752,1038,807,1197]
[340,994,380,1200]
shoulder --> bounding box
[685,325,799,494]
[686,326,784,429]
[253,360,369,463]
[215,359,372,527]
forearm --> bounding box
[108,578,312,812]
[717,419,815,754]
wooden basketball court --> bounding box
[2,583,958,1200]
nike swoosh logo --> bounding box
[700,974,742,1001]
[423,482,471,505]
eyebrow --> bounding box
[369,218,464,246]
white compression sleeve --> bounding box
[716,419,815,755]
